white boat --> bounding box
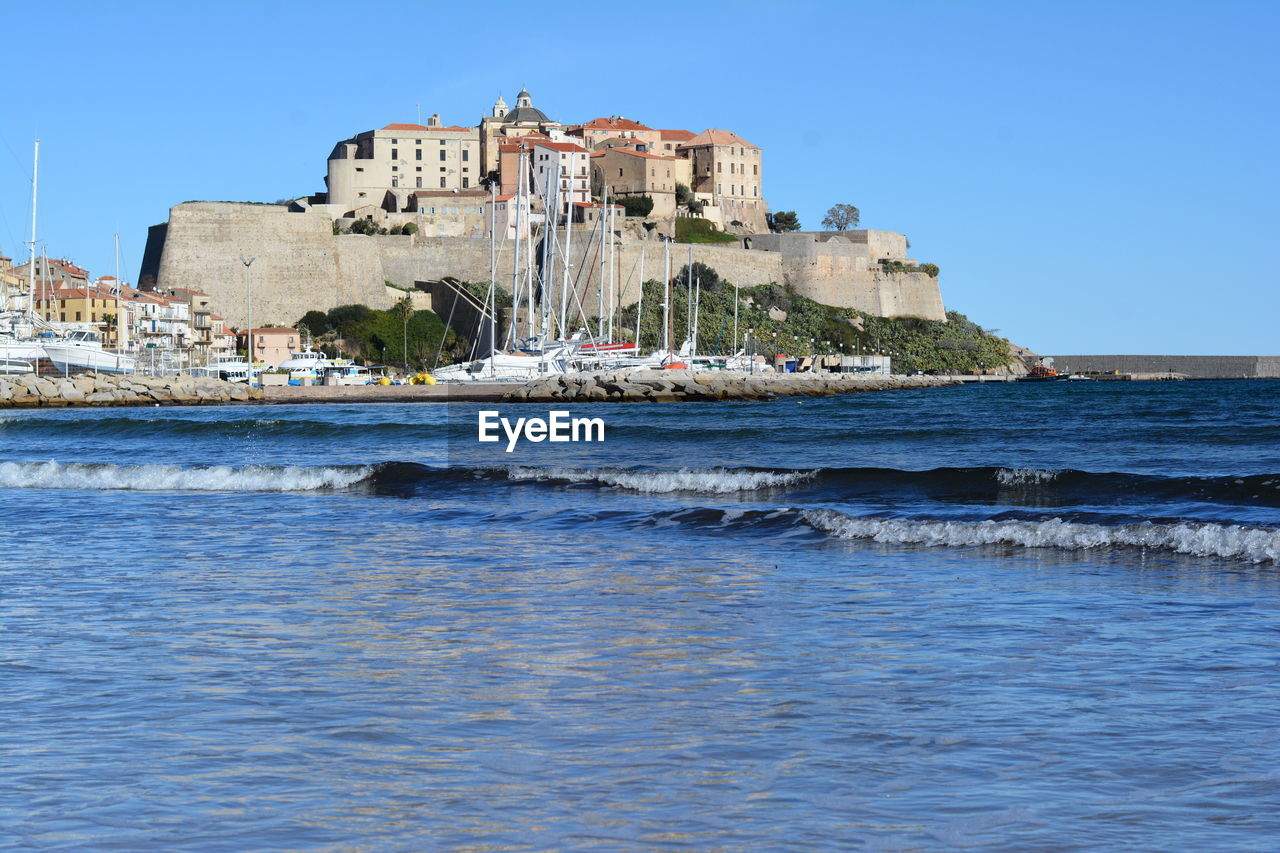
[43,329,136,374]
[0,357,34,375]
[277,346,340,380]
[191,353,252,382]
[319,363,373,385]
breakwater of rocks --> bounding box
[502,370,959,402]
[0,372,261,407]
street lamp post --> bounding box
[240,257,255,381]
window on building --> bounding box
[416,177,422,188]
[391,139,398,144]
[440,150,446,161]
[392,166,398,171]
[754,164,758,175]
[392,177,399,188]
[75,311,81,321]
[358,192,367,198]
[391,148,398,159]
[416,149,422,161]
[462,150,469,162]
[717,162,722,173]
[416,166,422,172]
[463,177,469,188]
[355,167,364,172]
[440,178,446,188]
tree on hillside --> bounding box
[822,204,860,231]
[297,310,330,337]
[768,211,801,232]
[394,296,414,370]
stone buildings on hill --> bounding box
[311,88,768,235]
[140,88,947,334]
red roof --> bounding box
[533,141,589,154]
[679,128,758,149]
[581,116,653,132]
[658,129,696,142]
[492,194,516,202]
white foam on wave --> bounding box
[503,466,813,494]
[803,509,1280,565]
[996,468,1061,486]
[0,460,372,493]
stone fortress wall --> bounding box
[143,203,947,328]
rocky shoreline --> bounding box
[0,369,956,409]
[501,370,959,402]
[0,372,261,407]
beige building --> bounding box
[236,327,301,367]
[326,116,482,214]
[570,116,661,151]
[656,128,695,155]
[590,147,691,219]
[0,252,25,309]
[479,89,562,178]
[408,190,489,238]
[678,129,767,232]
[532,141,591,214]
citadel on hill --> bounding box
[140,89,947,332]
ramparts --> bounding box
[142,203,947,329]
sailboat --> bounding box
[1,140,54,363]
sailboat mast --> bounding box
[609,200,617,341]
[662,239,671,356]
[525,158,535,343]
[598,185,607,338]
[114,233,127,355]
[635,246,645,350]
[685,245,693,350]
[26,140,40,321]
[487,182,497,369]
[509,149,524,348]
[559,187,573,339]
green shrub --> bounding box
[618,195,654,218]
[675,217,737,244]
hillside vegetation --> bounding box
[294,301,466,368]
[619,263,1012,373]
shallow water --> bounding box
[2,381,1279,850]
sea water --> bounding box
[2,381,1279,850]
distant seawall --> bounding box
[141,203,946,328]
[1050,355,1280,379]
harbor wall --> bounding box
[1050,355,1280,379]
[144,202,948,329]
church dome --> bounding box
[504,89,549,124]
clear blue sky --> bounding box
[1,0,1276,354]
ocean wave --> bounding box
[479,464,1280,508]
[996,467,1061,485]
[802,509,1280,565]
[0,460,372,492]
[500,466,813,493]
